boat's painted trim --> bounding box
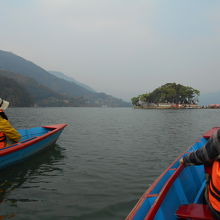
[0,123,67,156]
[144,163,184,220]
[203,127,220,139]
[126,152,186,220]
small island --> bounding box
[131,83,201,109]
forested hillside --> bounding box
[0,75,33,107]
[0,70,88,107]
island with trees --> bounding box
[131,83,201,109]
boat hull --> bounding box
[0,124,67,169]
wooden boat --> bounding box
[0,124,67,169]
[126,127,219,220]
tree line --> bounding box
[131,83,200,106]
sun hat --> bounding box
[0,98,9,111]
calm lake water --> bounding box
[0,107,220,219]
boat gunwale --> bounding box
[126,152,186,220]
[144,161,184,220]
[0,123,67,156]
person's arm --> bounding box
[182,130,220,166]
[0,117,21,142]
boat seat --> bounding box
[176,204,215,220]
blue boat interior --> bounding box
[18,127,55,142]
[0,127,56,152]
[133,137,209,220]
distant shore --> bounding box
[134,105,220,109]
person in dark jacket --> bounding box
[180,129,220,219]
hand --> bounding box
[180,158,184,164]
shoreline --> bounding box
[133,106,220,109]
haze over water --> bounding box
[0,107,219,219]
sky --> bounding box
[0,0,220,101]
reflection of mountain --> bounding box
[0,144,65,201]
[0,50,129,107]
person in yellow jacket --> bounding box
[0,98,21,148]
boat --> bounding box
[126,127,219,220]
[0,123,67,169]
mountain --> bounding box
[0,50,129,107]
[0,50,92,97]
[0,70,88,107]
[49,71,96,93]
[199,92,220,106]
[0,74,33,107]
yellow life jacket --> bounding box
[0,109,21,144]
[0,110,6,148]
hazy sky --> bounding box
[0,0,219,101]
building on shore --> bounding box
[136,102,201,109]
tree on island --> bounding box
[131,83,200,106]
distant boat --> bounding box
[0,124,67,169]
[126,127,218,220]
[208,104,220,109]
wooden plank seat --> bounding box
[176,204,215,220]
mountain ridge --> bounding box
[49,71,96,93]
[0,50,129,107]
[0,69,88,107]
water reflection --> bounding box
[0,144,65,219]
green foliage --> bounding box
[139,94,150,103]
[131,83,200,106]
[131,97,140,106]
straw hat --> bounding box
[0,98,9,110]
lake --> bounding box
[0,107,219,219]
